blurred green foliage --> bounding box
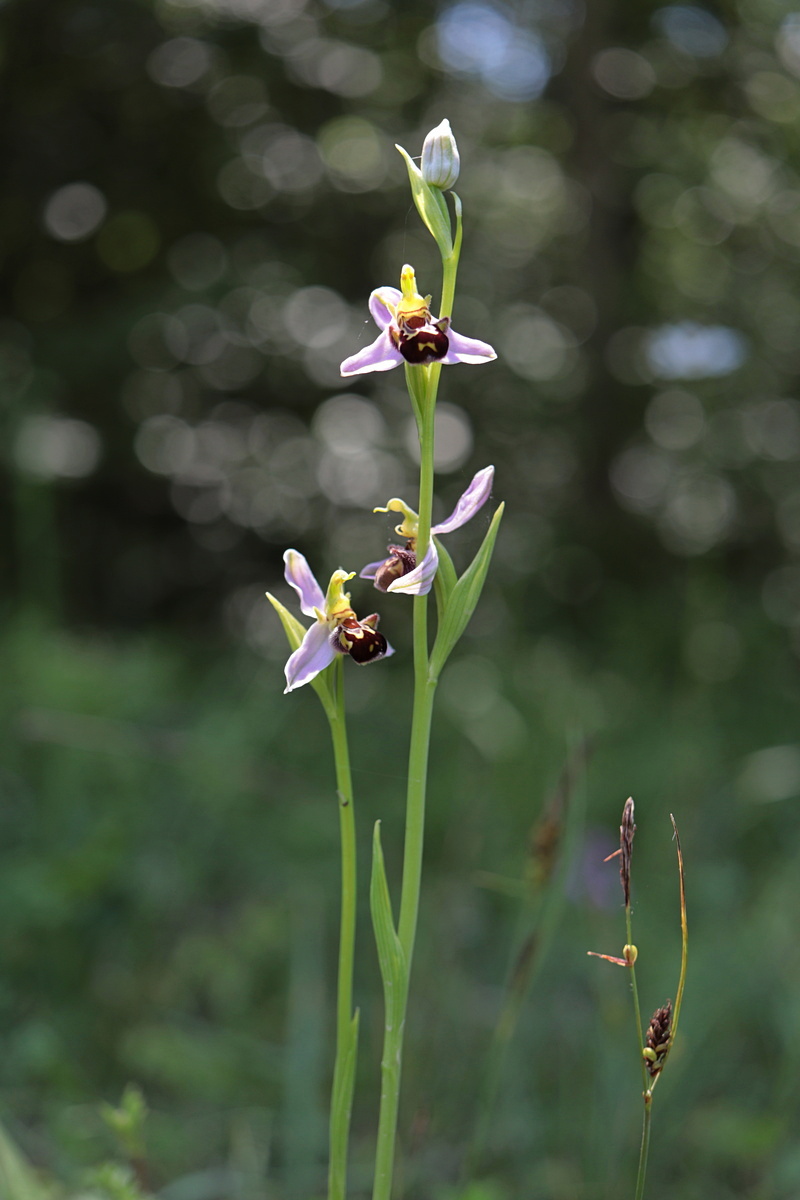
[2,0,800,1196]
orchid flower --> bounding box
[360,465,495,596]
[276,550,393,693]
[340,265,496,377]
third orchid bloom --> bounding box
[340,265,496,377]
[270,550,393,693]
[361,466,495,596]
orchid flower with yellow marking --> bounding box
[275,550,392,693]
[360,465,495,596]
[340,265,496,377]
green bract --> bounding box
[429,502,505,680]
[396,144,453,260]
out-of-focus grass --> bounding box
[0,601,798,1200]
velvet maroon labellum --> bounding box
[374,544,417,592]
[331,615,389,664]
[391,314,450,365]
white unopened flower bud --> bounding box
[420,119,460,190]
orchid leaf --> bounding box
[429,502,505,679]
[370,822,407,1031]
[432,535,457,626]
[329,1009,360,1200]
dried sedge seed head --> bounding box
[620,796,635,907]
[528,812,561,889]
[644,1000,672,1078]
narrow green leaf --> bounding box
[370,822,407,1031]
[433,536,457,627]
[329,1009,360,1200]
[265,592,306,652]
[429,502,505,680]
[396,145,453,258]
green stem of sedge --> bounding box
[371,242,460,1200]
[625,904,651,1200]
[634,1097,653,1200]
[326,658,358,1200]
[625,905,648,1092]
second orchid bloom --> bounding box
[361,465,495,596]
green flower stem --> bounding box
[438,206,461,322]
[625,906,647,1093]
[398,390,437,954]
[625,905,651,1200]
[634,1097,653,1200]
[371,375,437,1200]
[326,658,358,1200]
[372,208,462,1200]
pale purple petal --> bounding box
[284,549,325,617]
[383,640,395,659]
[340,331,403,377]
[432,466,495,536]
[369,287,401,329]
[387,543,439,596]
[359,559,384,581]
[284,621,336,693]
[440,329,497,365]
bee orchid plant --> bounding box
[269,119,503,1200]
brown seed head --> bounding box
[644,1000,672,1078]
[620,796,635,907]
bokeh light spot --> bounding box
[645,389,705,450]
[289,39,383,96]
[646,322,746,379]
[14,416,102,480]
[207,76,269,127]
[404,402,473,471]
[435,3,550,100]
[147,37,215,88]
[313,394,386,451]
[653,6,728,58]
[500,305,576,382]
[660,471,736,554]
[592,48,656,100]
[318,117,388,192]
[283,287,350,349]
[738,745,800,802]
[43,183,107,243]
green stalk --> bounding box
[371,225,462,1200]
[371,373,437,1200]
[634,1097,653,1200]
[625,907,647,1092]
[326,658,359,1200]
[625,905,651,1200]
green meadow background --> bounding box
[2,0,800,1195]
